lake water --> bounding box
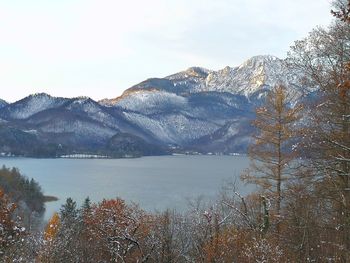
[0,155,251,220]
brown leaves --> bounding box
[44,212,60,242]
[85,198,155,262]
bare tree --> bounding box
[332,0,350,22]
[288,19,350,262]
[242,85,302,235]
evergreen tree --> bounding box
[81,197,91,215]
[60,197,78,223]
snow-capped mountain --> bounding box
[0,94,165,157]
[113,90,252,148]
[99,55,307,153]
[0,99,8,109]
[0,55,309,157]
[0,93,69,120]
[110,55,304,101]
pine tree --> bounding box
[81,197,91,214]
[60,197,78,223]
[43,198,80,262]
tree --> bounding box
[0,188,25,260]
[41,198,81,262]
[39,212,61,262]
[0,166,45,230]
[288,18,350,262]
[332,0,350,22]
[75,197,96,263]
[60,197,78,222]
[44,212,60,242]
[242,85,302,234]
[81,197,91,214]
[87,198,156,262]
[40,198,96,263]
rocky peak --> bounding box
[204,55,294,96]
[166,67,211,81]
[184,67,211,78]
[239,55,280,69]
[102,54,304,107]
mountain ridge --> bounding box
[0,99,8,109]
[0,55,310,157]
[102,55,303,107]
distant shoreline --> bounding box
[0,152,245,160]
[44,195,59,203]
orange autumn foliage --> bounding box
[44,212,60,241]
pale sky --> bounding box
[0,0,334,102]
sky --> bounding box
[0,0,334,102]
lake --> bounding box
[0,155,251,220]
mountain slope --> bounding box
[99,55,307,153]
[0,99,8,109]
[0,93,69,120]
[0,55,310,157]
[0,96,165,157]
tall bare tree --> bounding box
[242,85,302,234]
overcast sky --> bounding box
[0,0,334,102]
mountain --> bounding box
[0,95,165,157]
[108,55,304,101]
[0,55,309,157]
[110,90,253,149]
[0,93,69,120]
[0,99,8,109]
[101,55,307,153]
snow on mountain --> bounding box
[0,93,68,119]
[40,117,117,141]
[116,90,188,115]
[114,89,253,147]
[0,55,311,155]
[167,67,211,80]
[98,55,307,152]
[61,97,158,140]
[0,99,8,109]
[189,118,253,153]
[106,56,285,107]
[204,55,305,101]
[205,55,282,94]
[64,97,118,127]
[122,111,219,145]
[105,55,305,107]
[168,55,304,99]
[165,67,211,93]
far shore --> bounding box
[44,195,59,203]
